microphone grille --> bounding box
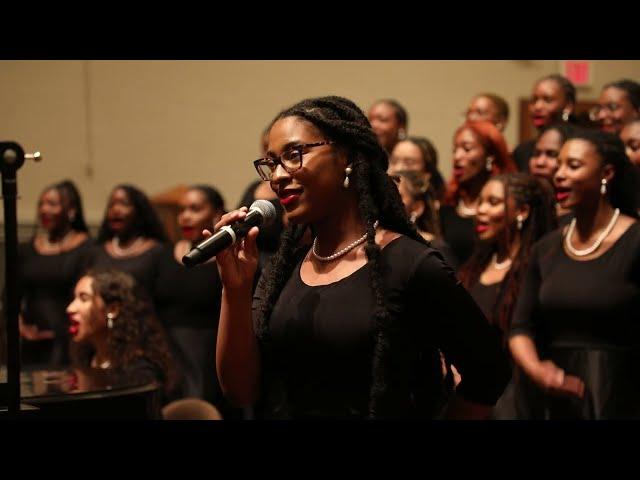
[249,199,278,226]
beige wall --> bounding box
[2,60,639,224]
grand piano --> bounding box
[0,365,162,419]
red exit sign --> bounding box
[560,60,592,87]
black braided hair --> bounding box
[254,96,430,418]
[458,173,557,337]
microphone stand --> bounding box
[0,142,40,417]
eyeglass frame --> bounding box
[253,141,335,181]
[589,103,623,121]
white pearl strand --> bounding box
[564,208,620,257]
[312,220,379,262]
[111,236,144,257]
[491,253,512,270]
[457,199,477,217]
[43,229,73,250]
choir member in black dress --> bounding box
[513,75,576,172]
[84,184,167,304]
[18,180,93,367]
[154,185,239,417]
[393,169,457,269]
[367,98,408,154]
[213,96,510,419]
[67,269,175,397]
[509,129,640,419]
[591,79,640,135]
[388,136,446,202]
[529,123,576,227]
[440,120,516,267]
[458,173,557,418]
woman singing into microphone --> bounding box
[212,96,510,419]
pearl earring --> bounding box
[343,166,353,189]
[517,214,524,231]
[106,312,115,329]
[601,178,607,196]
[562,110,570,122]
[486,156,494,172]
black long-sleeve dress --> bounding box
[469,280,539,420]
[83,243,165,307]
[510,222,640,419]
[440,205,477,268]
[18,238,94,366]
[154,246,240,418]
[252,235,511,419]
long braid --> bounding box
[256,96,433,418]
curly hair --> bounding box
[69,269,176,391]
[567,128,640,218]
[458,173,558,337]
[97,184,168,243]
[444,121,517,206]
[255,96,435,418]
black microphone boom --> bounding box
[182,199,277,268]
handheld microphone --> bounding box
[182,199,277,268]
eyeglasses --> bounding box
[253,141,334,181]
[589,103,622,121]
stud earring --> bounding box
[517,214,524,231]
[343,165,353,189]
[486,156,494,172]
[601,178,607,196]
[562,110,570,122]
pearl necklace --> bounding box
[457,199,477,217]
[491,253,512,270]
[312,221,379,262]
[111,236,144,257]
[564,208,620,257]
[42,230,73,250]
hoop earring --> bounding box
[516,214,524,231]
[343,165,353,189]
[601,178,607,196]
[106,312,116,330]
[562,110,570,122]
[486,156,494,172]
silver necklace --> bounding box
[491,253,512,270]
[111,236,144,257]
[564,208,620,257]
[312,220,379,262]
[457,199,477,217]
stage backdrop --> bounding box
[1,60,639,225]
